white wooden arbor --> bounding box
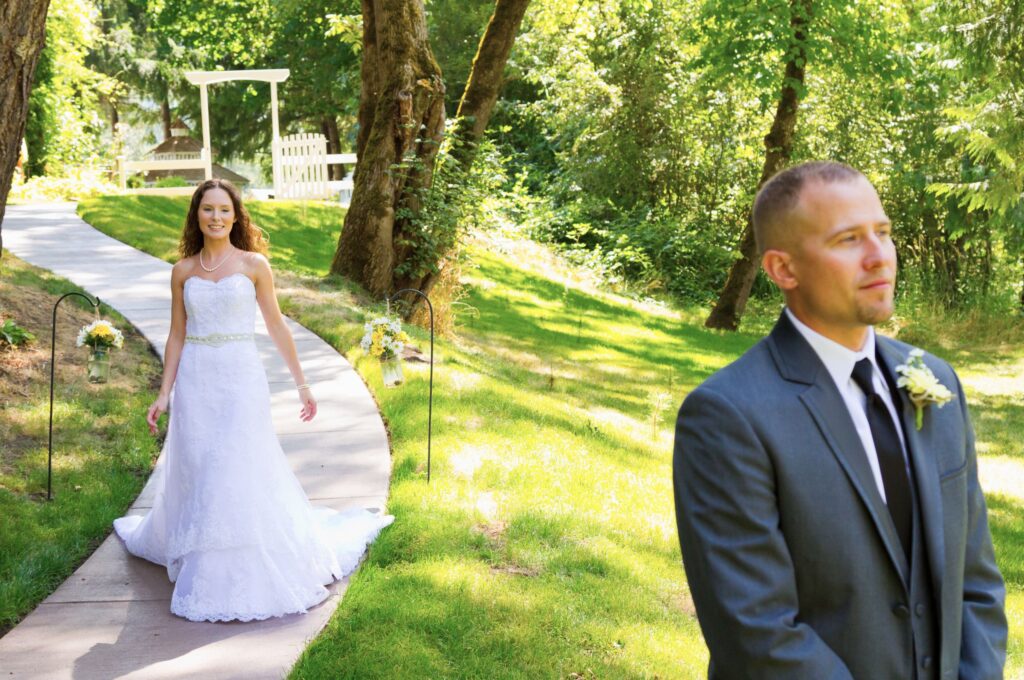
[184,68,290,193]
[118,67,357,201]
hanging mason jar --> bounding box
[87,347,111,383]
[77,319,123,384]
[381,356,404,388]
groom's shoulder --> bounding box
[687,336,780,403]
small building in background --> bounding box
[142,119,249,187]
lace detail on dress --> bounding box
[114,271,394,622]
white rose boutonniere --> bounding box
[895,348,955,430]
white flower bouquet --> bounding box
[359,316,410,361]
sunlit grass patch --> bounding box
[78,195,346,276]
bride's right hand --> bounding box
[147,393,169,435]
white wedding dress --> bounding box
[114,273,393,622]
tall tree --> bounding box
[330,0,530,298]
[701,0,907,329]
[449,0,530,170]
[704,0,810,330]
[329,0,446,297]
[0,0,52,256]
[391,0,531,299]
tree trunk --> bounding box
[329,0,446,298]
[321,115,344,181]
[704,0,811,331]
[449,0,530,169]
[0,0,52,259]
[392,0,530,304]
[161,92,171,141]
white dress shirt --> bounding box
[785,309,908,503]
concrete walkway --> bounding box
[0,204,392,679]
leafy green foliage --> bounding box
[424,0,497,112]
[927,1,1024,221]
[25,0,115,177]
[153,176,189,187]
[28,0,1024,314]
[394,135,507,283]
[139,0,361,161]
[0,320,35,349]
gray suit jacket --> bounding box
[673,312,1006,679]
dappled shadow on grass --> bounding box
[292,491,700,679]
[461,256,759,401]
[378,370,669,470]
[454,309,741,426]
[973,395,1024,460]
[0,252,162,633]
[988,494,1024,589]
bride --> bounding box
[114,179,393,622]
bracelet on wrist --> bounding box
[296,383,311,390]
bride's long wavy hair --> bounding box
[178,179,268,258]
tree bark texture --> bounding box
[321,115,344,180]
[704,0,811,331]
[392,0,530,305]
[330,0,446,298]
[449,0,530,169]
[0,0,51,258]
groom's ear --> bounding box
[762,249,798,291]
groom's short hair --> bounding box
[753,161,866,254]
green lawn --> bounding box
[77,195,343,276]
[77,195,1024,678]
[0,251,162,635]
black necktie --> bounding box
[851,358,913,563]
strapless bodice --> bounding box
[183,273,257,338]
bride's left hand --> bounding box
[298,386,317,422]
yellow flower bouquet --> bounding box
[360,316,411,387]
[76,319,124,350]
[76,319,123,383]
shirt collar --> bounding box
[784,308,879,391]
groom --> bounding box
[673,162,1006,678]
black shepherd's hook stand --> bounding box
[48,292,100,500]
[387,288,434,483]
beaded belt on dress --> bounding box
[185,332,255,347]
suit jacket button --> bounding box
[921,656,932,669]
[914,602,925,617]
[892,603,910,619]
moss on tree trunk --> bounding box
[330,0,446,298]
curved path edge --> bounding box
[0,203,393,679]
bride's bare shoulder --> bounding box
[171,257,200,284]
[240,251,272,279]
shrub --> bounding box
[154,176,190,188]
[8,164,117,202]
[0,319,35,349]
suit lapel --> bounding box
[876,338,946,593]
[767,314,909,583]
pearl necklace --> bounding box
[199,247,236,272]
